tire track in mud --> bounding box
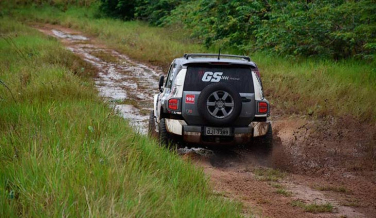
[36,25,375,218]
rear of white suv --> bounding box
[149,53,271,148]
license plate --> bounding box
[205,127,231,136]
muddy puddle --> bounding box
[49,29,161,134]
[37,25,375,218]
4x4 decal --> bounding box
[202,72,229,82]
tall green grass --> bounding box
[253,54,376,121]
[6,4,375,122]
[6,4,204,70]
[0,18,241,217]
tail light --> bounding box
[253,69,260,77]
[168,98,180,111]
[258,102,268,114]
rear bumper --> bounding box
[165,119,270,145]
[184,126,252,145]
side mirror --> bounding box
[158,76,165,93]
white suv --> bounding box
[149,53,272,148]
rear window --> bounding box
[184,64,254,93]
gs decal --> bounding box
[201,72,229,82]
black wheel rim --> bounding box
[206,90,234,119]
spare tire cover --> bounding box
[197,83,242,126]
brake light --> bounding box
[168,99,179,110]
[254,69,260,77]
[258,102,268,113]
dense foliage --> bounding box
[99,0,181,25]
[9,0,96,7]
[100,0,376,60]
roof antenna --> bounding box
[218,48,221,60]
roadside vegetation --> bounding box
[0,0,375,216]
[291,200,334,213]
[315,185,350,194]
[98,0,376,61]
[0,17,241,217]
[253,167,286,182]
[4,2,375,122]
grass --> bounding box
[269,183,283,189]
[0,2,374,215]
[291,200,334,213]
[275,188,292,197]
[89,50,120,63]
[0,17,242,217]
[316,185,351,194]
[122,99,141,109]
[255,54,376,122]
[342,198,361,207]
[269,182,292,197]
[4,4,375,123]
[253,168,286,182]
[8,4,204,71]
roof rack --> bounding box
[184,53,250,61]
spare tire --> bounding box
[197,83,242,126]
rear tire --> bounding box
[158,118,171,147]
[252,123,273,156]
[148,110,157,138]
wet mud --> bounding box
[36,24,376,218]
[40,28,162,134]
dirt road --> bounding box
[36,24,376,218]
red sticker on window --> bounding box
[185,95,195,104]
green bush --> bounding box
[99,0,181,25]
[255,0,376,60]
[99,0,136,20]
[16,0,374,60]
[165,0,375,60]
